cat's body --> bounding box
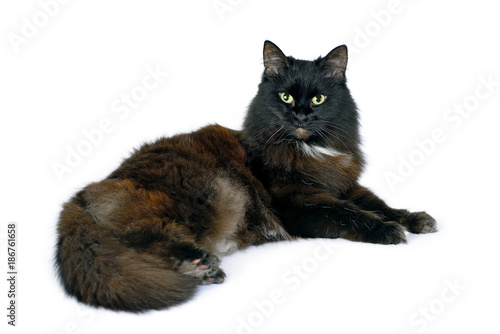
[56,41,436,312]
[56,125,291,311]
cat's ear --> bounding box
[320,45,348,78]
[263,41,289,76]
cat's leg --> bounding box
[142,239,226,285]
[82,178,225,284]
[278,198,407,245]
[344,184,437,234]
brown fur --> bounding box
[56,125,291,312]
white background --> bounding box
[1,0,499,333]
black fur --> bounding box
[238,41,437,243]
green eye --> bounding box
[280,92,294,104]
[311,94,326,105]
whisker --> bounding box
[322,121,356,143]
[263,126,285,150]
[318,127,351,151]
[248,123,283,147]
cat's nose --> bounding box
[295,113,308,125]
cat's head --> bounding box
[243,41,361,155]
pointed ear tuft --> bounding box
[263,40,288,76]
[321,45,348,78]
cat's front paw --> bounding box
[405,211,437,234]
[366,221,407,245]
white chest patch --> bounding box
[300,142,346,159]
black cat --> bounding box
[238,41,437,243]
[55,41,436,312]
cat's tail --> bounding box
[55,194,199,312]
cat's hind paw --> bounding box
[177,250,221,280]
[200,268,226,285]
